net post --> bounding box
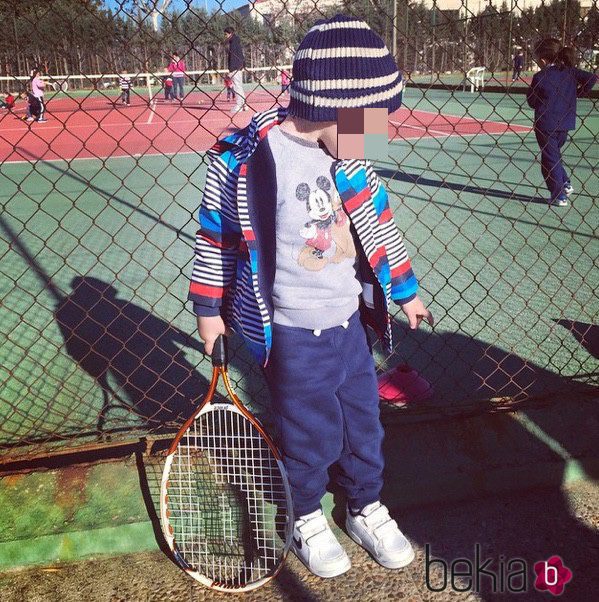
[146,72,153,105]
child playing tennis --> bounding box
[21,91,41,122]
[30,68,46,122]
[118,70,132,106]
[190,14,433,579]
[527,38,597,206]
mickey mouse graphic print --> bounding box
[296,176,356,270]
[268,126,362,330]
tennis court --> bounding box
[1,78,596,461]
[1,79,531,161]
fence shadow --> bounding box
[54,276,209,432]
[376,166,547,204]
[328,320,598,599]
[554,319,598,360]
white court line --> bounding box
[389,128,530,145]
[2,113,525,137]
[146,98,157,125]
[390,119,531,140]
[1,128,532,165]
[390,121,452,138]
[0,150,200,165]
[0,113,231,135]
[399,106,532,130]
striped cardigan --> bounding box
[189,107,418,365]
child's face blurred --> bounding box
[318,108,389,161]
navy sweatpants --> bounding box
[535,129,569,200]
[264,311,384,517]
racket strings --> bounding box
[166,407,288,588]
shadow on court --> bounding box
[328,317,598,600]
[554,319,599,360]
[376,166,547,204]
[54,276,207,431]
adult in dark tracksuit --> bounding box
[224,26,246,113]
[512,50,524,81]
[527,38,597,207]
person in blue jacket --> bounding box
[512,50,524,81]
[527,38,597,207]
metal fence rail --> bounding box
[0,0,597,464]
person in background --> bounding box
[223,73,235,102]
[527,38,597,207]
[512,49,524,81]
[0,92,16,110]
[21,90,41,122]
[167,52,186,101]
[280,68,291,95]
[164,74,174,102]
[30,68,46,122]
[224,26,247,113]
[118,70,132,106]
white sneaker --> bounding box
[346,502,415,569]
[292,509,351,578]
[548,195,568,207]
[563,183,574,197]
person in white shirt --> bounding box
[118,71,132,106]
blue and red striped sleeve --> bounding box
[188,151,242,316]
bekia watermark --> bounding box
[533,556,573,596]
[425,545,573,596]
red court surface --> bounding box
[0,89,531,163]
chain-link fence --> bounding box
[0,0,597,464]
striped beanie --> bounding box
[288,14,403,122]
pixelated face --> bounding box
[335,107,389,161]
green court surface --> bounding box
[0,87,597,460]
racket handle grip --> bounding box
[212,334,227,367]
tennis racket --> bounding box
[160,335,293,592]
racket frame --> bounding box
[160,361,293,592]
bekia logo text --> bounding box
[425,545,572,596]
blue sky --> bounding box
[105,0,248,15]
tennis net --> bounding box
[0,66,292,98]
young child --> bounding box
[164,75,174,101]
[527,38,597,206]
[189,14,433,579]
[0,92,16,110]
[118,70,132,106]
[21,91,41,122]
[280,68,291,95]
[30,68,46,122]
[223,74,235,101]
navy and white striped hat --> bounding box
[288,14,403,122]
